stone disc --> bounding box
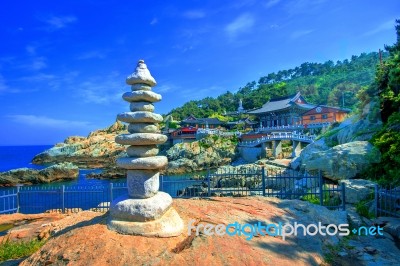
[117,112,163,123]
[116,156,168,170]
[128,123,159,133]
[126,145,159,157]
[109,192,172,222]
[115,133,167,145]
[131,84,152,91]
[108,207,184,237]
[123,91,161,103]
[130,102,155,112]
[127,170,159,198]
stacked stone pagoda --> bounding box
[108,60,183,237]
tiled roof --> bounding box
[181,116,224,125]
[247,92,316,114]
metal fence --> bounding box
[163,167,345,210]
[375,185,400,218]
[0,167,346,214]
[0,184,127,214]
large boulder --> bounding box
[304,141,381,180]
[338,179,377,204]
[0,163,79,186]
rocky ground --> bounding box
[1,197,398,265]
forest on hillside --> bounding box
[168,51,387,121]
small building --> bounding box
[180,115,225,129]
[170,127,197,145]
[301,105,350,124]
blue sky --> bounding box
[0,0,398,145]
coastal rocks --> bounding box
[32,122,127,169]
[304,141,381,180]
[0,163,79,186]
[165,135,238,174]
[338,179,377,204]
[108,60,183,237]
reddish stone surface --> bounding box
[11,197,326,266]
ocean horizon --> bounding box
[0,145,52,172]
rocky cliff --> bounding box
[291,99,383,181]
[32,122,127,169]
[165,135,239,174]
[0,163,79,186]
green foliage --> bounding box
[168,52,385,120]
[355,198,375,219]
[168,121,180,129]
[302,186,341,208]
[0,238,46,262]
[377,19,400,122]
[362,20,400,185]
[364,112,400,185]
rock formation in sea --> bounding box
[107,60,184,237]
[32,122,127,169]
[0,162,79,186]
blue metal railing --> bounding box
[0,168,346,214]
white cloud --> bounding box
[7,115,92,129]
[0,74,9,92]
[76,72,125,104]
[290,29,314,39]
[150,18,158,25]
[20,71,79,90]
[39,15,77,30]
[265,0,281,8]
[363,19,396,37]
[225,13,255,38]
[26,45,36,56]
[31,57,47,70]
[0,74,22,93]
[77,51,106,60]
[285,0,327,15]
[183,10,206,19]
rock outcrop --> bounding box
[304,141,381,180]
[166,135,238,174]
[19,197,349,266]
[32,122,127,169]
[0,163,79,186]
[338,179,377,204]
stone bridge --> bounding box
[238,132,315,160]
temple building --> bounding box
[246,92,349,127]
[247,92,315,127]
